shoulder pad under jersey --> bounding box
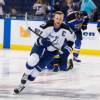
[40,20,54,29]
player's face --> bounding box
[54,14,64,29]
[65,0,73,4]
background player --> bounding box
[66,11,89,62]
[14,11,74,94]
[48,11,89,72]
[61,0,89,62]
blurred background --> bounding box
[0,0,100,54]
[0,0,99,21]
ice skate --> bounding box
[14,85,25,94]
[14,73,28,94]
[53,64,59,72]
[21,73,28,84]
[67,59,73,71]
[73,58,81,62]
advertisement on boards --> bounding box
[10,20,44,50]
[82,23,100,50]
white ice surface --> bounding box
[0,49,100,100]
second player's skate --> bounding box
[73,58,81,62]
[67,59,73,71]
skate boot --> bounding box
[14,85,25,94]
[53,64,59,72]
[21,73,28,84]
[14,73,28,94]
[67,59,73,71]
[73,58,81,62]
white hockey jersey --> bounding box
[33,20,74,51]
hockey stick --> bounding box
[25,12,28,27]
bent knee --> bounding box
[27,53,39,68]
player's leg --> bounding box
[14,67,39,94]
[73,30,82,62]
[60,54,68,71]
[14,49,57,94]
[47,54,60,72]
[37,49,58,70]
[14,45,44,94]
[60,48,73,71]
[73,38,81,62]
[21,44,44,83]
[50,54,61,72]
[48,54,73,72]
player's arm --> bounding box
[62,28,74,54]
[66,12,79,32]
[34,28,52,48]
[34,20,56,48]
[81,11,89,30]
[65,25,75,51]
[28,20,51,38]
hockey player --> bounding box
[61,0,89,62]
[66,11,89,62]
[14,11,74,94]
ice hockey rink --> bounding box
[0,49,100,100]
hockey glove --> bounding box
[81,25,87,30]
[97,21,100,33]
[41,38,52,48]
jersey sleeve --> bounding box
[40,20,54,29]
[65,29,75,42]
[39,20,54,38]
[66,12,79,32]
[61,23,75,42]
[82,11,89,27]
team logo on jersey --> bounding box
[62,31,66,36]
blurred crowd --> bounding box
[0,0,100,21]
